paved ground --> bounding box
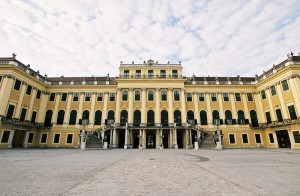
[0,148,300,196]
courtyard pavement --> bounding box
[0,148,299,196]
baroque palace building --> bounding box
[0,53,300,149]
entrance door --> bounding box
[163,132,168,148]
[276,130,291,148]
[118,130,125,148]
[133,133,139,148]
[146,131,156,149]
[177,130,183,148]
[12,130,26,148]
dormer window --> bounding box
[160,70,166,78]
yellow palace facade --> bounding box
[0,53,300,149]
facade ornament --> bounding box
[12,53,16,59]
[22,81,27,85]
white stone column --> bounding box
[193,93,200,125]
[139,129,142,148]
[141,88,146,123]
[185,129,189,148]
[112,128,117,148]
[217,93,224,120]
[241,93,250,120]
[101,92,109,125]
[189,129,192,148]
[115,88,121,123]
[289,76,300,116]
[155,88,161,123]
[26,87,37,121]
[174,129,178,149]
[181,88,187,123]
[142,129,146,148]
[128,88,134,123]
[265,87,276,121]
[51,93,61,124]
[205,93,212,125]
[0,75,15,116]
[276,82,288,119]
[254,92,266,123]
[63,93,73,127]
[89,92,97,127]
[110,129,113,144]
[229,93,237,120]
[36,92,49,123]
[14,81,27,119]
[124,128,128,149]
[7,130,15,148]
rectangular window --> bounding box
[40,134,47,143]
[247,93,253,101]
[53,134,60,144]
[255,134,261,143]
[261,90,266,99]
[172,70,178,78]
[14,79,21,91]
[109,93,115,101]
[27,133,34,143]
[160,70,166,78]
[31,111,37,124]
[187,93,192,101]
[199,93,204,101]
[174,91,180,101]
[223,93,229,101]
[97,93,103,101]
[124,70,129,78]
[266,112,272,124]
[73,93,79,101]
[269,133,274,143]
[61,93,67,101]
[6,104,15,119]
[20,108,27,121]
[66,134,73,144]
[229,134,235,144]
[211,93,217,101]
[288,105,297,120]
[148,70,154,78]
[282,80,289,91]
[135,91,140,101]
[135,70,141,78]
[293,131,300,143]
[85,93,91,101]
[148,91,154,101]
[36,90,41,99]
[270,85,276,96]
[1,131,10,143]
[276,109,283,122]
[26,85,32,95]
[49,93,55,101]
[242,134,248,143]
[235,93,241,101]
[122,91,128,101]
[161,91,167,101]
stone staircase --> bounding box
[86,134,103,149]
[199,132,216,149]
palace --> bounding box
[0,53,300,149]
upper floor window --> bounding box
[6,104,15,119]
[199,93,204,101]
[174,90,180,101]
[247,93,253,101]
[160,70,166,78]
[148,90,154,101]
[172,70,178,78]
[49,93,55,101]
[270,85,276,96]
[223,93,229,101]
[124,70,129,78]
[161,91,167,101]
[97,93,103,101]
[282,80,289,91]
[187,93,192,101]
[109,93,115,101]
[211,93,217,101]
[14,79,21,91]
[85,93,91,101]
[148,70,154,78]
[288,105,297,120]
[36,90,41,99]
[261,90,266,99]
[26,85,32,95]
[122,91,128,101]
[135,70,141,78]
[135,91,140,101]
[235,93,241,101]
[61,93,67,101]
[73,93,79,101]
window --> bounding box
[1,131,10,143]
[247,93,253,101]
[161,91,167,101]
[242,134,248,143]
[148,90,154,101]
[109,93,115,101]
[288,105,297,120]
[229,134,235,144]
[135,91,140,101]
[293,131,300,143]
[66,134,73,144]
[255,134,261,143]
[26,85,32,95]
[57,110,65,125]
[124,70,129,78]
[97,93,103,101]
[266,112,272,124]
[6,104,15,119]
[235,93,241,101]
[281,80,289,91]
[172,70,178,78]
[122,91,128,101]
[27,133,34,143]
[174,90,180,101]
[199,93,204,101]
[31,111,37,124]
[53,134,60,144]
[160,70,166,78]
[269,133,274,143]
[223,93,229,101]
[69,110,77,125]
[187,93,192,101]
[135,70,141,78]
[49,93,55,101]
[36,90,41,99]
[200,110,207,125]
[94,110,102,125]
[261,90,266,99]
[85,93,91,101]
[270,85,276,96]
[44,110,53,127]
[211,93,217,101]
[73,93,79,101]
[40,134,47,143]
[61,93,67,101]
[276,109,283,122]
[20,108,27,121]
[14,79,21,91]
[148,70,154,78]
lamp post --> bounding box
[80,114,89,150]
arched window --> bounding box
[107,110,115,120]
[82,110,89,120]
[212,110,219,125]
[133,110,141,126]
[225,110,232,125]
[174,110,181,123]
[237,110,245,124]
[44,110,53,127]
[200,110,207,125]
[69,110,77,125]
[120,110,128,125]
[147,110,154,126]
[250,110,258,127]
[57,110,65,125]
[94,110,102,125]
[187,110,195,125]
[161,110,168,126]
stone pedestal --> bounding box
[194,142,199,150]
[216,141,223,150]
[103,142,108,149]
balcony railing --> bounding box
[0,117,52,129]
[118,74,185,79]
[113,123,193,128]
[257,117,300,128]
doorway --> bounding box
[133,132,139,148]
[118,130,125,148]
[12,130,26,148]
[177,130,183,148]
[276,130,291,148]
[146,131,156,149]
[163,132,168,148]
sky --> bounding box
[0,0,300,78]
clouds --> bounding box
[0,0,299,78]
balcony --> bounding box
[118,74,185,79]
[0,117,52,130]
[257,117,300,128]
